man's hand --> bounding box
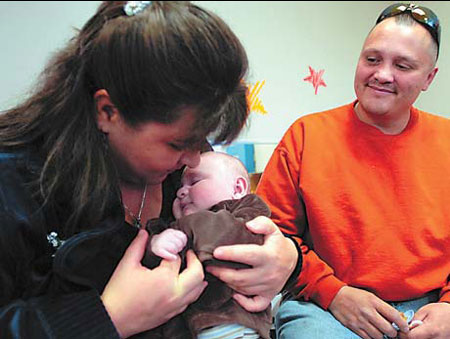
[329,286,409,339]
[399,302,450,339]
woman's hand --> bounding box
[207,216,298,312]
[101,230,207,338]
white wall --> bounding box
[0,1,101,109]
[1,1,448,160]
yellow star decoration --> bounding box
[247,80,267,115]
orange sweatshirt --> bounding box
[256,102,450,309]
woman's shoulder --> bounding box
[0,147,42,175]
[0,147,48,254]
[0,148,42,207]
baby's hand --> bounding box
[150,229,187,261]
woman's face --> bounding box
[103,106,202,185]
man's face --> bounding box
[354,18,437,121]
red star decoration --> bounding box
[303,66,327,95]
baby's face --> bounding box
[173,155,235,219]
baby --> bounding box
[152,151,253,258]
[144,151,272,339]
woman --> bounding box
[0,2,299,337]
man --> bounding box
[257,3,450,339]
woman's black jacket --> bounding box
[0,149,180,338]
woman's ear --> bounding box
[233,176,249,199]
[94,89,120,133]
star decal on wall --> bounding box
[303,66,327,95]
[247,80,268,114]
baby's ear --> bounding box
[233,176,248,199]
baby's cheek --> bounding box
[196,188,217,207]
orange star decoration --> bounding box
[303,66,327,95]
[247,80,268,115]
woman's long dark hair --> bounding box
[0,1,249,236]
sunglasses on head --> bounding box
[376,3,441,53]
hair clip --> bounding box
[124,1,152,16]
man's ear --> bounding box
[422,67,438,91]
[233,176,249,199]
[94,89,120,133]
